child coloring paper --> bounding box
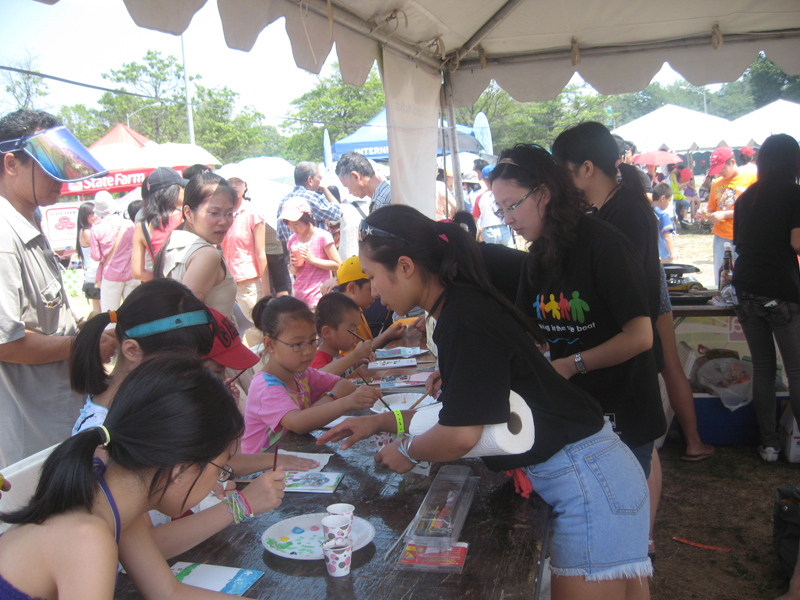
[170,562,262,595]
[283,470,344,493]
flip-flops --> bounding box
[681,446,715,462]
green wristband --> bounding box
[393,409,405,436]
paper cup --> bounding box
[291,248,305,268]
[322,537,353,577]
[372,432,395,452]
[321,514,352,539]
[326,503,354,530]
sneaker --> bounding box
[758,446,780,462]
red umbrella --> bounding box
[632,150,684,165]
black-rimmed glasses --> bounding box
[208,461,234,483]
[358,220,411,244]
[275,337,320,352]
[493,184,541,220]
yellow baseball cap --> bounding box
[337,256,368,285]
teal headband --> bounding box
[124,310,212,339]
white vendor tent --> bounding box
[732,99,800,145]
[612,104,755,152]
[38,0,800,215]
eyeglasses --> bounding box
[358,220,410,245]
[275,337,320,352]
[190,207,239,220]
[208,461,234,483]
[494,185,541,219]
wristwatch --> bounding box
[574,352,588,375]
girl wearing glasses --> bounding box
[0,355,272,600]
[320,203,652,599]
[154,172,237,320]
[241,295,382,454]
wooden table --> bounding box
[671,303,736,327]
[115,329,550,600]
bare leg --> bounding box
[648,448,662,557]
[776,548,800,599]
[551,575,649,600]
[656,312,714,457]
[91,298,101,312]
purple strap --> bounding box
[93,458,121,545]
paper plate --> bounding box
[370,393,435,413]
[261,513,375,560]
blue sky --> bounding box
[2,0,689,130]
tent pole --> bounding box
[443,70,464,213]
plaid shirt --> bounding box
[369,180,391,213]
[276,186,341,243]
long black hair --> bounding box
[360,204,546,344]
[1,354,244,525]
[488,144,589,281]
[75,201,95,265]
[757,134,800,184]
[70,279,215,395]
[552,121,649,208]
[143,184,181,231]
[153,172,236,278]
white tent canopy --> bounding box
[731,99,800,145]
[611,104,755,153]
[38,0,800,216]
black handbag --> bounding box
[774,484,800,577]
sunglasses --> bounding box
[358,220,410,245]
[0,126,107,183]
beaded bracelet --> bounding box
[224,490,254,524]
[396,435,420,465]
[325,391,337,400]
[393,409,405,436]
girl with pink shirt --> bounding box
[242,295,381,454]
[281,198,341,309]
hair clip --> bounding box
[439,234,449,243]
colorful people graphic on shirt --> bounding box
[558,292,571,321]
[545,294,561,319]
[569,291,590,323]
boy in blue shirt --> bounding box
[652,182,678,263]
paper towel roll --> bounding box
[408,391,535,457]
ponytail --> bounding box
[361,205,546,345]
[5,354,243,525]
[0,426,107,524]
[70,279,215,395]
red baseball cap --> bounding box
[740,145,756,157]
[708,147,734,176]
[203,308,259,370]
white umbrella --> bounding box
[143,143,221,167]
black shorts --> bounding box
[83,281,101,300]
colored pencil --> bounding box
[273,444,279,471]
[348,329,367,342]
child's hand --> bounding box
[241,468,286,514]
[213,480,237,500]
[223,377,241,403]
[385,324,406,340]
[352,340,373,361]
[410,315,427,333]
[275,454,319,471]
[343,385,383,411]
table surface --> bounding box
[671,303,736,319]
[115,329,549,600]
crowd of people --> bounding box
[0,105,798,600]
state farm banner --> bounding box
[60,168,156,196]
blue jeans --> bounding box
[525,422,652,581]
[734,291,800,448]
[481,224,514,248]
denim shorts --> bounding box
[526,422,652,581]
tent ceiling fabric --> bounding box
[46,0,800,103]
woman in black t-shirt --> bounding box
[318,205,652,599]
[732,133,800,462]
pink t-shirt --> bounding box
[287,228,335,309]
[90,215,134,282]
[241,368,341,454]
[221,202,265,282]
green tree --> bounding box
[58,51,289,162]
[744,53,800,108]
[283,64,385,162]
[1,51,49,112]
